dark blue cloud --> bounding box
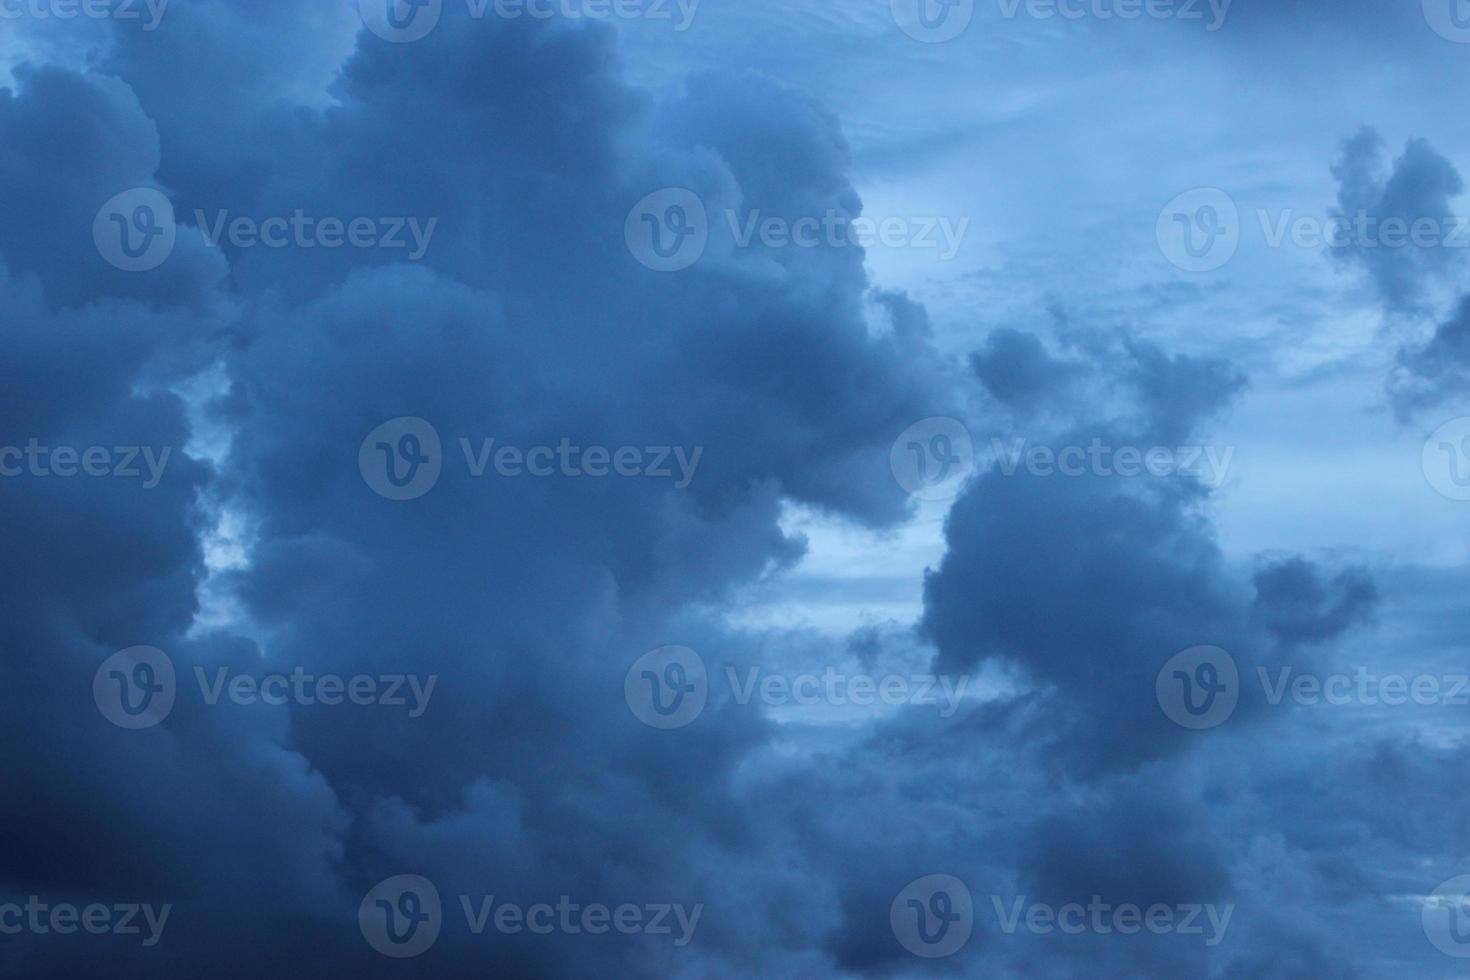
[0,4,1462,979]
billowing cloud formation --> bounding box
[0,4,1462,979]
[1329,127,1464,315]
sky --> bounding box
[1,1,1469,977]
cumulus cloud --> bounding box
[0,5,1461,979]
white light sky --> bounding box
[621,1,1470,634]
